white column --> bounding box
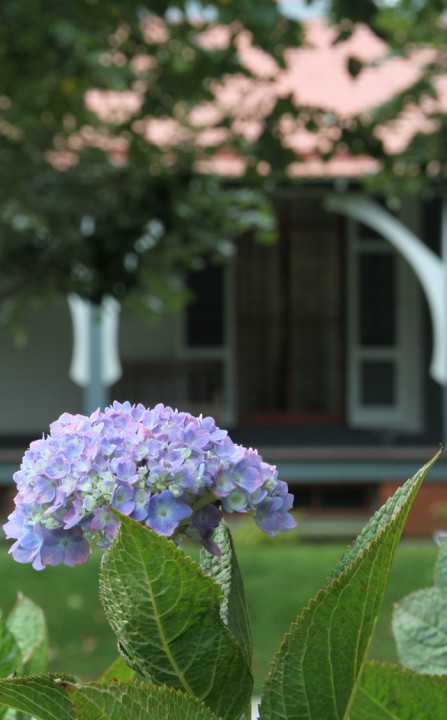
[68,294,122,415]
[441,198,447,446]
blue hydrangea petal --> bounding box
[146,490,192,537]
[111,483,135,516]
[211,469,236,498]
[3,402,296,569]
[191,504,222,534]
[222,489,249,513]
[40,527,90,567]
[130,488,150,522]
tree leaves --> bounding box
[0,0,294,319]
[258,452,440,720]
[99,513,253,720]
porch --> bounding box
[1,443,445,538]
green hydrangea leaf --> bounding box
[200,520,252,666]
[6,594,48,675]
[98,656,135,683]
[99,512,253,720]
[66,681,222,720]
[392,586,447,673]
[334,451,440,578]
[258,453,439,720]
[0,610,22,681]
[434,537,447,595]
[0,674,76,720]
[2,710,17,720]
[351,661,447,719]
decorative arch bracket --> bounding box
[325,194,446,385]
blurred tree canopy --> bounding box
[319,0,447,195]
[3,0,446,327]
[0,0,301,322]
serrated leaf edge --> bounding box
[99,512,252,710]
[67,680,224,720]
[259,454,439,720]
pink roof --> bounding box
[43,19,445,179]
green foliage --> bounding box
[0,594,49,679]
[6,595,47,675]
[324,0,447,194]
[351,661,447,719]
[0,613,21,681]
[0,675,76,720]
[435,534,447,593]
[393,587,447,673]
[0,594,50,720]
[227,515,301,549]
[199,521,252,668]
[1,454,446,719]
[98,656,135,683]
[258,452,439,720]
[66,682,221,720]
[0,0,294,323]
[392,532,447,674]
[98,512,253,720]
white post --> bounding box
[441,198,447,447]
[68,294,122,415]
[84,303,107,414]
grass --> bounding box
[235,539,437,692]
[0,538,438,694]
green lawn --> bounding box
[0,538,438,694]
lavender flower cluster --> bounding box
[3,402,296,569]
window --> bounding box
[186,266,225,347]
[347,215,422,432]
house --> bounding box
[2,20,447,537]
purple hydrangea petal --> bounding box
[90,507,120,537]
[200,531,222,556]
[146,490,192,537]
[234,459,264,493]
[111,483,135,516]
[63,499,85,529]
[40,527,90,567]
[211,470,236,498]
[255,496,297,536]
[191,505,222,556]
[191,504,222,534]
[3,508,29,539]
[110,458,138,483]
[9,527,43,566]
[3,402,297,569]
[222,489,249,513]
[130,488,150,522]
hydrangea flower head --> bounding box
[3,402,296,569]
